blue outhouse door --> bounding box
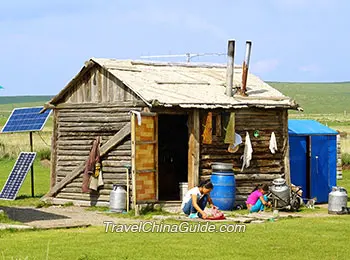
[289,136,307,193]
[310,136,336,202]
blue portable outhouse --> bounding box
[288,119,338,203]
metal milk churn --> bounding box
[270,178,290,208]
[109,185,127,213]
[328,187,348,214]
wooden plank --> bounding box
[154,114,159,201]
[45,122,131,198]
[55,102,145,109]
[58,116,130,123]
[51,110,58,188]
[131,113,139,216]
[282,110,291,185]
[188,109,200,188]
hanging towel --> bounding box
[269,132,278,154]
[224,113,235,144]
[202,112,213,144]
[241,132,253,172]
[228,132,242,153]
[82,137,101,193]
[129,111,142,126]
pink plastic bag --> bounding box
[207,207,226,220]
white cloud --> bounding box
[251,59,280,74]
[299,64,322,74]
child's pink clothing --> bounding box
[246,190,263,205]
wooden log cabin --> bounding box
[43,58,299,208]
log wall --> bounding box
[200,108,289,206]
[54,104,144,203]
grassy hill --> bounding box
[0,95,53,105]
[269,82,350,114]
[0,96,53,117]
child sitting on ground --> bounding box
[181,179,216,219]
[246,184,271,213]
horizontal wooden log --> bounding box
[57,156,88,161]
[57,140,93,146]
[201,169,282,178]
[58,116,130,123]
[102,155,131,160]
[56,192,110,201]
[56,102,145,109]
[58,124,125,132]
[61,187,111,196]
[57,151,90,157]
[58,131,119,137]
[56,176,130,185]
[57,145,92,151]
[201,159,282,169]
[102,161,131,167]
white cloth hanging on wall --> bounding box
[241,132,253,172]
[129,111,142,126]
[269,132,278,154]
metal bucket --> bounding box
[179,182,188,200]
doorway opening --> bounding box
[158,114,188,201]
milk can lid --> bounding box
[272,178,286,185]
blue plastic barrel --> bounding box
[210,163,236,211]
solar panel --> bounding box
[1,107,51,133]
[0,152,36,200]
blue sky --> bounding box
[1,0,349,96]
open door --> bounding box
[131,112,158,203]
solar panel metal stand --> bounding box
[30,132,35,197]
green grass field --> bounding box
[0,216,349,260]
[269,82,350,115]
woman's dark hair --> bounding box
[252,183,269,192]
[198,179,214,189]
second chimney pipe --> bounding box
[225,40,235,97]
[241,41,252,96]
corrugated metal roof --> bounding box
[288,120,338,136]
[91,58,298,109]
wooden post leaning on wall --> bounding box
[50,110,58,190]
[188,109,200,189]
[131,113,139,216]
[282,109,291,185]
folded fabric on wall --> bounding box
[241,132,253,172]
[224,112,235,144]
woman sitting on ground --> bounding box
[181,179,216,219]
[246,183,271,213]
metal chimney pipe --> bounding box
[225,40,235,97]
[241,41,252,96]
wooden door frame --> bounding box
[187,109,200,189]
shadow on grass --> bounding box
[0,206,69,223]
